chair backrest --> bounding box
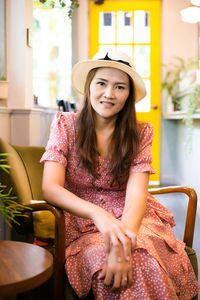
[0,138,45,205]
[13,145,45,202]
[0,138,55,239]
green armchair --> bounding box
[0,138,198,300]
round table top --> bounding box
[0,240,53,298]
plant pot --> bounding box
[0,81,8,99]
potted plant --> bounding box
[0,76,8,100]
[161,57,198,111]
[0,153,31,226]
[183,83,200,152]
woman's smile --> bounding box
[100,100,115,107]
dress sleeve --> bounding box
[130,122,155,174]
[40,112,74,168]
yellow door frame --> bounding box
[89,1,161,185]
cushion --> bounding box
[33,211,55,239]
[185,246,198,279]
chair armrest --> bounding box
[22,202,66,300]
[149,186,197,248]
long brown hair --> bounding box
[75,68,140,185]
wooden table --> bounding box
[0,240,53,298]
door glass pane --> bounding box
[99,44,115,53]
[134,11,150,43]
[134,45,150,77]
[136,79,151,112]
[117,11,133,43]
[117,45,133,59]
[99,12,115,44]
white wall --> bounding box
[6,0,33,109]
[161,0,198,64]
[160,0,200,281]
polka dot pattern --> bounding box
[41,112,200,299]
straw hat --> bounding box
[71,49,146,103]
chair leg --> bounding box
[17,291,32,300]
[54,265,66,300]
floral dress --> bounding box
[41,112,199,300]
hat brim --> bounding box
[71,60,146,103]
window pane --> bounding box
[117,11,133,43]
[134,45,150,77]
[0,0,5,78]
[99,12,115,44]
[134,11,150,43]
[33,7,72,107]
[136,79,151,112]
[117,45,133,59]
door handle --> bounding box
[151,104,158,110]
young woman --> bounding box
[41,50,199,299]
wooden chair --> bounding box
[0,138,198,300]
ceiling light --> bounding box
[180,2,200,24]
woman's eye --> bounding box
[116,85,125,90]
[97,81,105,86]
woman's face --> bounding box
[89,67,130,121]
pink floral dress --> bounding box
[41,112,199,300]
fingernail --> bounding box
[126,255,130,261]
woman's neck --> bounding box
[94,116,116,158]
[94,114,116,133]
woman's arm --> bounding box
[42,161,96,219]
[42,161,136,256]
[98,172,149,289]
[121,172,149,233]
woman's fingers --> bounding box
[103,233,111,254]
[111,273,121,291]
[121,273,128,288]
[124,229,137,249]
[110,233,122,262]
[98,262,107,279]
[104,269,113,286]
[117,231,132,261]
[127,268,133,286]
[121,268,132,288]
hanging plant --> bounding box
[35,0,79,18]
[183,84,200,153]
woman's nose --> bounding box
[104,86,114,98]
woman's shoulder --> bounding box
[51,112,77,140]
[138,121,153,137]
[54,111,77,123]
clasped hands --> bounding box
[93,208,136,291]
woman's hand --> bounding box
[91,206,136,262]
[98,242,133,290]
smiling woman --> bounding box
[40,50,200,299]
